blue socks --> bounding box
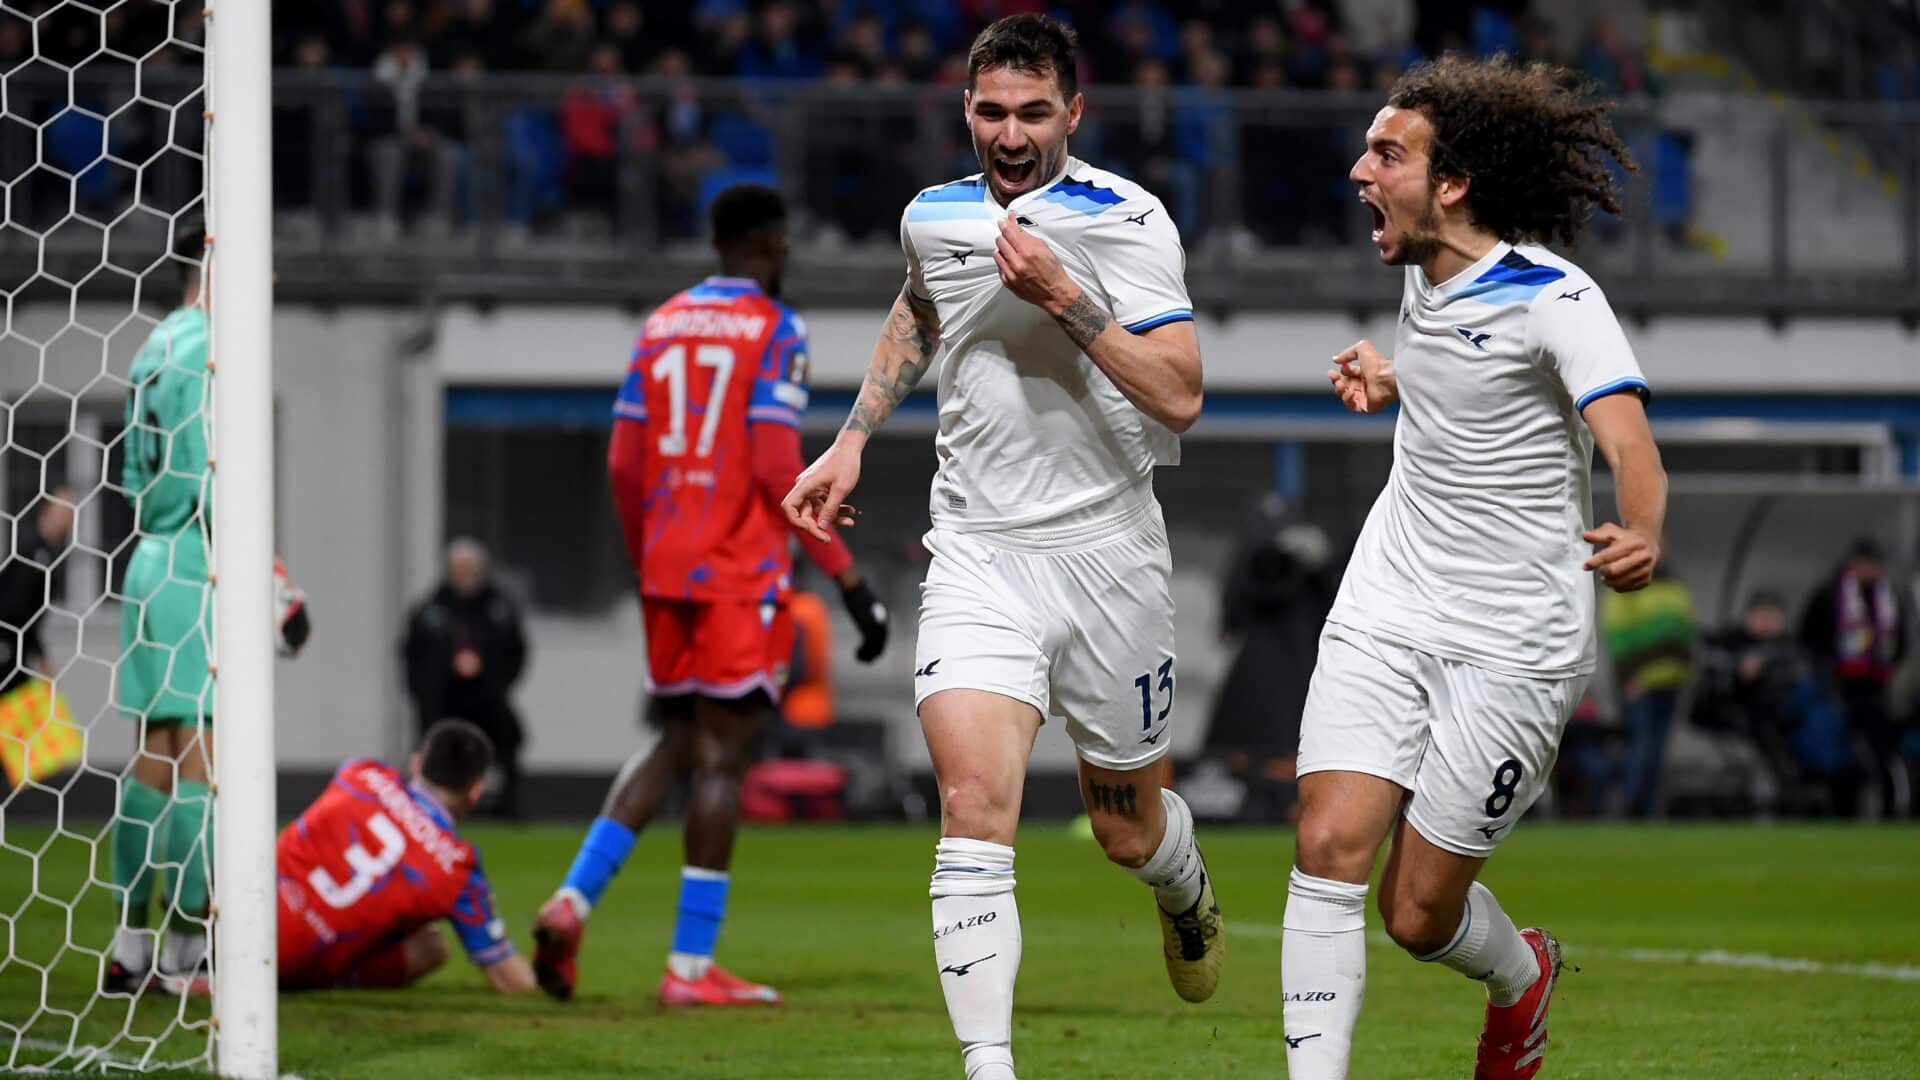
[667,867,730,980]
[558,817,637,916]
[558,818,733,981]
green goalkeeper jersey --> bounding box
[123,306,210,537]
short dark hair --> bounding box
[968,13,1078,100]
[709,184,786,251]
[418,718,494,791]
[1388,55,1635,248]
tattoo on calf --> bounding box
[1087,782,1139,816]
[1056,294,1112,351]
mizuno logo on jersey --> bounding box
[941,953,996,977]
[1455,328,1493,350]
[1284,1033,1322,1049]
[950,248,975,264]
[1477,823,1507,840]
[1558,287,1591,301]
[1016,216,1036,227]
[915,659,941,678]
[1124,208,1156,226]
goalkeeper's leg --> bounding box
[106,722,174,993]
[534,696,693,999]
[159,722,212,989]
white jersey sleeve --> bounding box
[1525,275,1649,413]
[902,201,932,302]
[1085,197,1193,333]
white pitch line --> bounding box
[1234,922,1920,982]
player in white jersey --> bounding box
[1279,57,1669,1080]
[783,15,1220,1080]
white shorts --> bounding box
[914,500,1176,771]
[1297,622,1589,856]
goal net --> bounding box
[0,2,275,1075]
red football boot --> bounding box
[658,964,782,1007]
[531,895,584,1001]
[1473,928,1563,1080]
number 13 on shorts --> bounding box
[1134,658,1175,746]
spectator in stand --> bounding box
[1103,56,1177,190]
[562,44,638,219]
[1580,15,1651,98]
[438,0,523,71]
[523,0,596,73]
[368,33,466,239]
[832,8,888,76]
[1601,561,1696,818]
[697,9,755,77]
[604,1,657,76]
[1171,47,1232,245]
[1801,538,1910,817]
[739,1,824,81]
[1518,15,1565,68]
[898,20,943,83]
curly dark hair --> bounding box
[1388,55,1635,248]
[968,13,1078,100]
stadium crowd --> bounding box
[260,1,1672,245]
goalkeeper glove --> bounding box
[838,577,888,663]
[274,558,311,657]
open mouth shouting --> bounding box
[1362,191,1387,248]
[992,152,1040,195]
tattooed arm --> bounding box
[845,286,943,437]
[994,215,1202,432]
[782,284,942,541]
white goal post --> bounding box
[207,0,276,1076]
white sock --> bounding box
[1282,868,1369,1080]
[1129,788,1204,912]
[556,885,592,922]
[667,951,712,980]
[159,929,207,975]
[1415,881,1540,1007]
[112,927,155,972]
[930,838,1020,1080]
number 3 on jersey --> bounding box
[651,343,736,458]
[308,811,407,909]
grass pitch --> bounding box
[3,822,1917,1077]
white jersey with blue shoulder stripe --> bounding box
[1329,241,1650,678]
[900,156,1193,535]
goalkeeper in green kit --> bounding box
[106,221,310,996]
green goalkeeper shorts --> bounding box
[119,529,213,727]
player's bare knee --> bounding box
[939,781,1017,843]
[1293,811,1375,883]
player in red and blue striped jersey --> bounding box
[276,720,536,993]
[533,185,889,1007]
